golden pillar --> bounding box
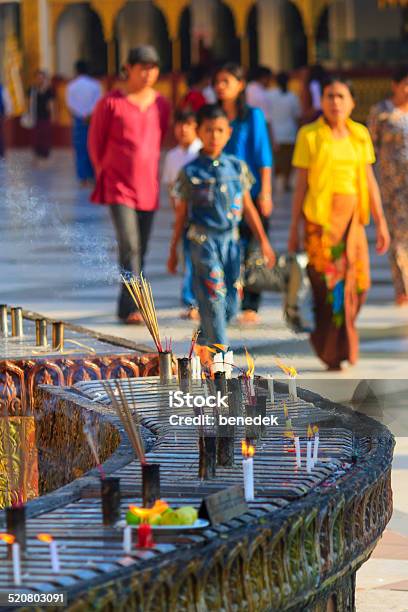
[153,0,190,72]
[222,0,256,68]
[21,0,41,84]
[290,0,333,64]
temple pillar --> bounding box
[153,0,190,71]
[21,0,41,83]
[258,0,285,70]
[222,0,256,68]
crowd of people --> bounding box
[1,46,407,372]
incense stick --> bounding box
[103,381,145,464]
[188,329,200,359]
[83,427,106,480]
[122,274,163,352]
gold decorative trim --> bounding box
[21,0,41,83]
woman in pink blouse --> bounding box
[88,46,170,323]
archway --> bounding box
[115,2,172,74]
[316,8,329,62]
[247,4,259,70]
[283,3,307,69]
[213,1,240,64]
[56,4,107,77]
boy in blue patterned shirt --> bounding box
[167,104,275,346]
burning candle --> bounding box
[283,403,292,430]
[306,425,313,473]
[312,425,319,466]
[288,376,297,399]
[241,440,255,502]
[123,526,132,554]
[37,534,60,574]
[0,534,21,586]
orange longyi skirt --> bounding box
[304,194,370,369]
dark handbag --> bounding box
[243,249,288,293]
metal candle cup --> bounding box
[142,463,160,508]
[11,307,23,337]
[52,321,64,350]
[227,378,242,417]
[6,506,26,553]
[177,357,192,393]
[101,477,121,526]
[158,351,173,384]
[0,304,8,336]
[35,319,47,347]
[198,435,217,479]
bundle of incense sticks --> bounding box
[103,381,145,464]
[121,273,162,352]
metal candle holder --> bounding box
[6,506,26,554]
[11,307,23,338]
[198,435,217,479]
[177,357,192,394]
[142,463,160,508]
[227,378,242,417]
[0,304,8,336]
[35,319,48,347]
[215,372,234,467]
[158,351,173,384]
[101,477,121,526]
[52,321,64,350]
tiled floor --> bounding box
[1,149,407,609]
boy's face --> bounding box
[174,119,197,147]
[197,117,232,157]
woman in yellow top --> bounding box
[288,77,390,370]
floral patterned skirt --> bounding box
[304,194,370,368]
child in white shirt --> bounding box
[162,110,201,319]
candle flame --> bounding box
[194,344,216,369]
[37,533,53,544]
[129,499,169,520]
[307,424,313,438]
[284,430,294,439]
[245,347,255,377]
[274,358,297,378]
[213,344,228,352]
[0,533,15,544]
[241,439,255,458]
[313,425,319,435]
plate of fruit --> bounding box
[118,500,209,531]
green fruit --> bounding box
[148,513,162,525]
[175,506,198,526]
[126,510,141,525]
[159,510,179,525]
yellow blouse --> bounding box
[292,117,375,229]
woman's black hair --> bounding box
[276,71,289,93]
[213,62,248,121]
[321,75,355,98]
[392,65,408,83]
[196,104,228,127]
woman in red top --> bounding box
[88,46,170,323]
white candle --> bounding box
[224,351,233,379]
[191,357,197,379]
[195,356,201,379]
[267,376,274,403]
[123,526,132,554]
[294,436,301,468]
[242,458,254,501]
[313,434,319,466]
[288,377,297,399]
[213,353,224,373]
[50,540,60,574]
[12,542,21,586]
[248,377,255,398]
[306,440,313,473]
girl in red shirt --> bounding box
[88,46,170,323]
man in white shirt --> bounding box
[0,83,12,158]
[246,66,273,117]
[66,60,102,185]
[162,109,201,319]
